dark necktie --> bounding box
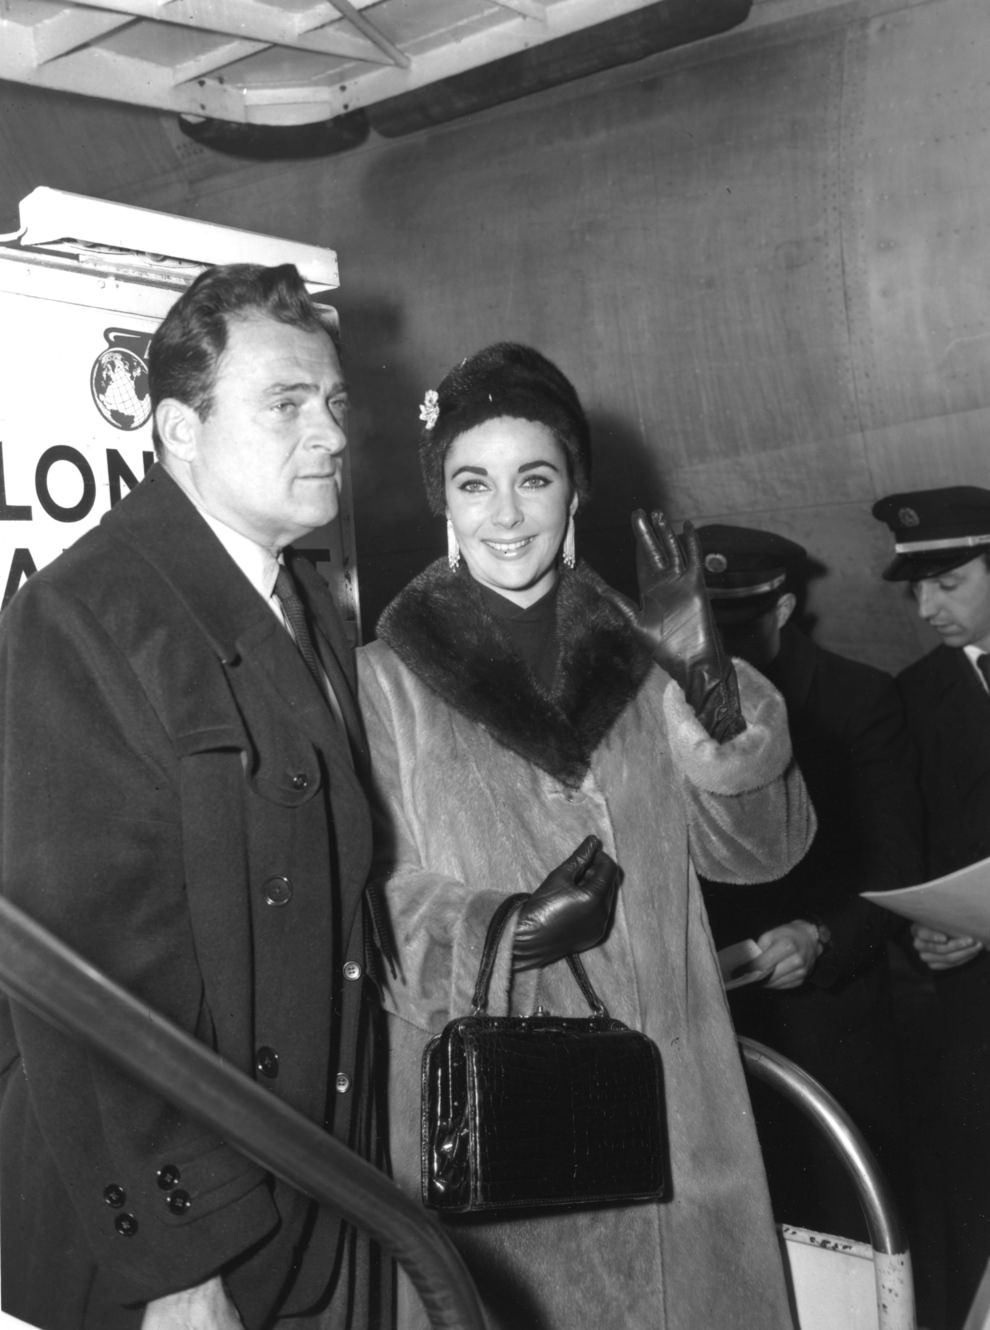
[978,654,990,693]
[273,563,352,758]
[274,564,325,692]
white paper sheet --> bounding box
[862,855,990,942]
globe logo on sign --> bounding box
[91,329,153,431]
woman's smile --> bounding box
[482,535,537,557]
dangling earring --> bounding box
[447,518,461,572]
[562,515,576,570]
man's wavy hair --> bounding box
[148,263,337,454]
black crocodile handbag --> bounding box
[421,893,668,1214]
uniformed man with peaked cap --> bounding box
[874,485,990,583]
[874,483,990,1327]
[698,522,922,1241]
[699,524,808,664]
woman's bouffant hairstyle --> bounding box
[148,262,338,454]
[418,342,592,516]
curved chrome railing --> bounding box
[740,1036,915,1330]
[0,895,485,1330]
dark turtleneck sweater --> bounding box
[474,577,560,691]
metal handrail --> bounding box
[740,1036,915,1330]
[0,895,485,1330]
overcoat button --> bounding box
[290,772,309,790]
[103,1183,126,1208]
[115,1213,138,1237]
[156,1164,181,1190]
[167,1189,192,1214]
[263,876,293,906]
[342,961,362,981]
[335,1072,350,1094]
[256,1046,279,1079]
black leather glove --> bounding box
[512,835,621,972]
[605,509,745,743]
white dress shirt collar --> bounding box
[963,644,990,691]
[192,504,284,622]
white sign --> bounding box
[0,254,164,610]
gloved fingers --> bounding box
[679,520,704,575]
[630,509,673,579]
[576,847,621,901]
[514,841,623,972]
[562,832,602,876]
[649,509,686,575]
[534,835,602,897]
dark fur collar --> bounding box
[375,560,654,787]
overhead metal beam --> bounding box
[0,31,256,118]
[260,0,689,119]
[169,38,271,83]
[328,0,410,67]
[489,0,548,18]
[0,0,679,127]
[23,6,134,61]
[88,0,404,63]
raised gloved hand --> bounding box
[512,835,621,972]
[604,509,745,743]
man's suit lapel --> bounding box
[930,648,990,784]
[107,465,365,797]
[935,646,990,718]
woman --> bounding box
[358,343,813,1329]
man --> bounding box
[0,265,389,1329]
[874,484,990,1326]
[697,524,923,1241]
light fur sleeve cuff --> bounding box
[662,658,793,796]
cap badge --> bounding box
[898,506,920,527]
[704,553,728,574]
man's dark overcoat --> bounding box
[899,642,990,1320]
[702,625,924,1236]
[0,466,385,1330]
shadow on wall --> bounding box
[581,405,681,601]
[341,295,442,637]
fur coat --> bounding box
[357,559,814,1330]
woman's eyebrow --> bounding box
[449,459,561,479]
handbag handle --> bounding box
[470,892,609,1019]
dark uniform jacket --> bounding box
[704,625,922,979]
[0,466,385,1330]
[702,625,923,1235]
[898,642,990,1319]
[899,643,990,877]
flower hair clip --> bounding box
[419,389,440,430]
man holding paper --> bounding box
[874,484,990,1326]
